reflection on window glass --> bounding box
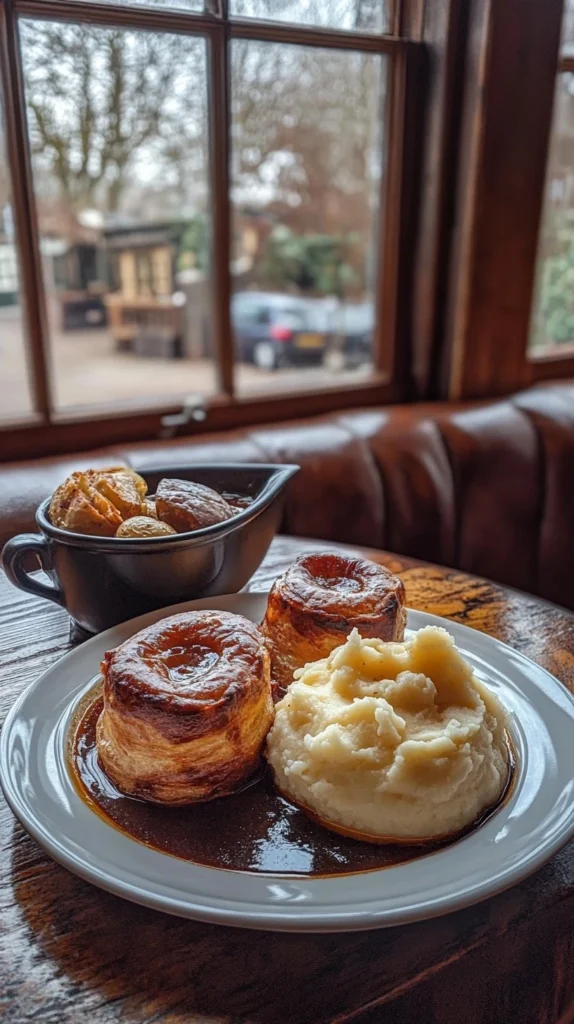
[20,22,213,411]
[0,88,32,419]
[230,41,385,394]
[530,73,574,350]
[231,0,388,32]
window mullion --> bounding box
[229,19,399,52]
[374,42,410,381]
[208,19,234,397]
[0,0,53,420]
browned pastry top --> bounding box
[101,610,268,740]
[276,552,406,624]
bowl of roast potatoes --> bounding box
[1,462,299,636]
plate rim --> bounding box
[2,593,574,933]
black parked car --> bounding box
[231,292,329,370]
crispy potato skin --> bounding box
[115,516,176,539]
[155,479,234,533]
[49,467,148,536]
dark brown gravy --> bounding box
[70,695,515,878]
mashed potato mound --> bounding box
[266,626,509,841]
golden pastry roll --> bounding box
[262,552,407,699]
[96,610,273,804]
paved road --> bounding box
[0,308,370,419]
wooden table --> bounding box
[1,535,574,1024]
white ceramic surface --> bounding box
[2,592,574,933]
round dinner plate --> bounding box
[2,592,574,933]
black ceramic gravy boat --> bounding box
[2,463,298,639]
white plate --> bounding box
[2,593,574,933]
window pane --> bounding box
[230,41,385,395]
[530,73,574,351]
[20,22,213,412]
[230,0,389,33]
[75,0,203,10]
[0,77,33,420]
[562,0,574,57]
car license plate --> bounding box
[295,333,323,349]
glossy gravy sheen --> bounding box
[71,696,514,877]
[221,493,253,510]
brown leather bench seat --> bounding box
[1,382,573,610]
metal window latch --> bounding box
[159,395,207,439]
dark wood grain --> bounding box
[411,0,470,400]
[445,0,566,399]
[1,536,574,1024]
[207,11,234,399]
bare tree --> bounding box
[231,39,384,291]
[20,12,383,299]
[231,0,384,31]
[20,22,207,216]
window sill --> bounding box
[529,346,574,382]
[1,372,394,462]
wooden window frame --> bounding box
[442,0,574,400]
[0,0,424,460]
[531,49,574,382]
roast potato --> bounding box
[155,479,234,533]
[116,516,177,539]
[49,466,148,537]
